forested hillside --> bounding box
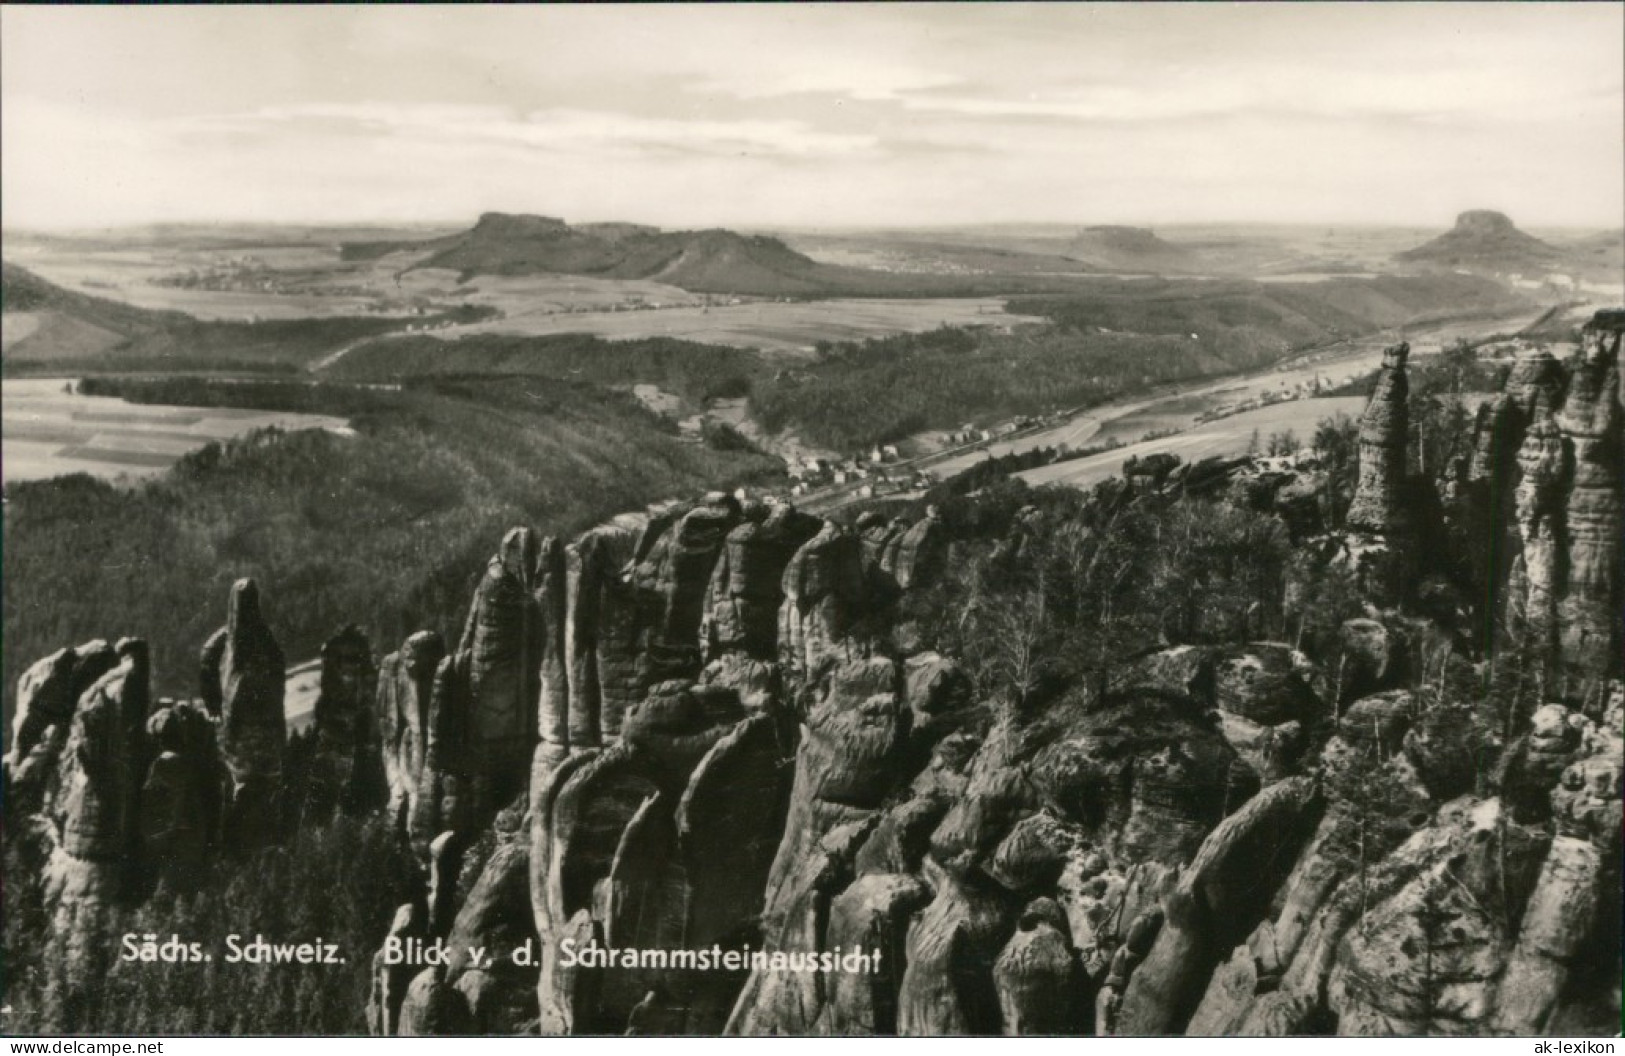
[1,377,779,731]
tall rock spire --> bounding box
[1343,342,1415,604]
[199,578,285,849]
[1348,342,1411,534]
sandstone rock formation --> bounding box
[1554,320,1622,687]
[778,520,868,681]
[141,700,222,893]
[12,310,1624,1039]
[299,624,381,819]
[1510,412,1566,672]
[567,518,645,746]
[534,535,570,751]
[635,492,741,681]
[706,503,823,661]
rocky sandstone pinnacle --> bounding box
[1344,342,1414,603]
[1511,412,1566,668]
[778,519,868,680]
[376,630,446,834]
[566,518,645,746]
[405,650,475,857]
[1348,342,1412,532]
[459,527,543,808]
[534,535,570,749]
[56,644,150,863]
[199,579,285,848]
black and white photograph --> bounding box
[2,2,1621,1040]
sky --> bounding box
[3,3,1622,232]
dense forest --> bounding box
[750,275,1532,450]
[325,332,758,406]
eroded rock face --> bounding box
[706,504,823,662]
[897,866,1011,1035]
[1027,686,1247,864]
[1327,801,1545,1035]
[377,631,446,835]
[1555,324,1623,686]
[368,904,423,1036]
[886,509,947,592]
[1115,776,1320,1035]
[1505,347,1566,422]
[8,642,120,814]
[778,521,868,681]
[1497,691,1618,1035]
[994,898,1085,1035]
[1496,703,1587,823]
[58,655,144,862]
[567,519,645,746]
[407,651,474,857]
[30,641,156,979]
[513,653,797,1036]
[814,872,932,1034]
[1336,619,1407,703]
[857,513,908,601]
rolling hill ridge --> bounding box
[343,212,833,296]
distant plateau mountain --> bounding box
[1395,210,1564,275]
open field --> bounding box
[1,378,350,484]
[1017,396,1369,490]
[7,235,1040,355]
[443,296,1035,354]
[4,242,396,320]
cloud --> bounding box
[2,4,1620,230]
[171,103,878,160]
